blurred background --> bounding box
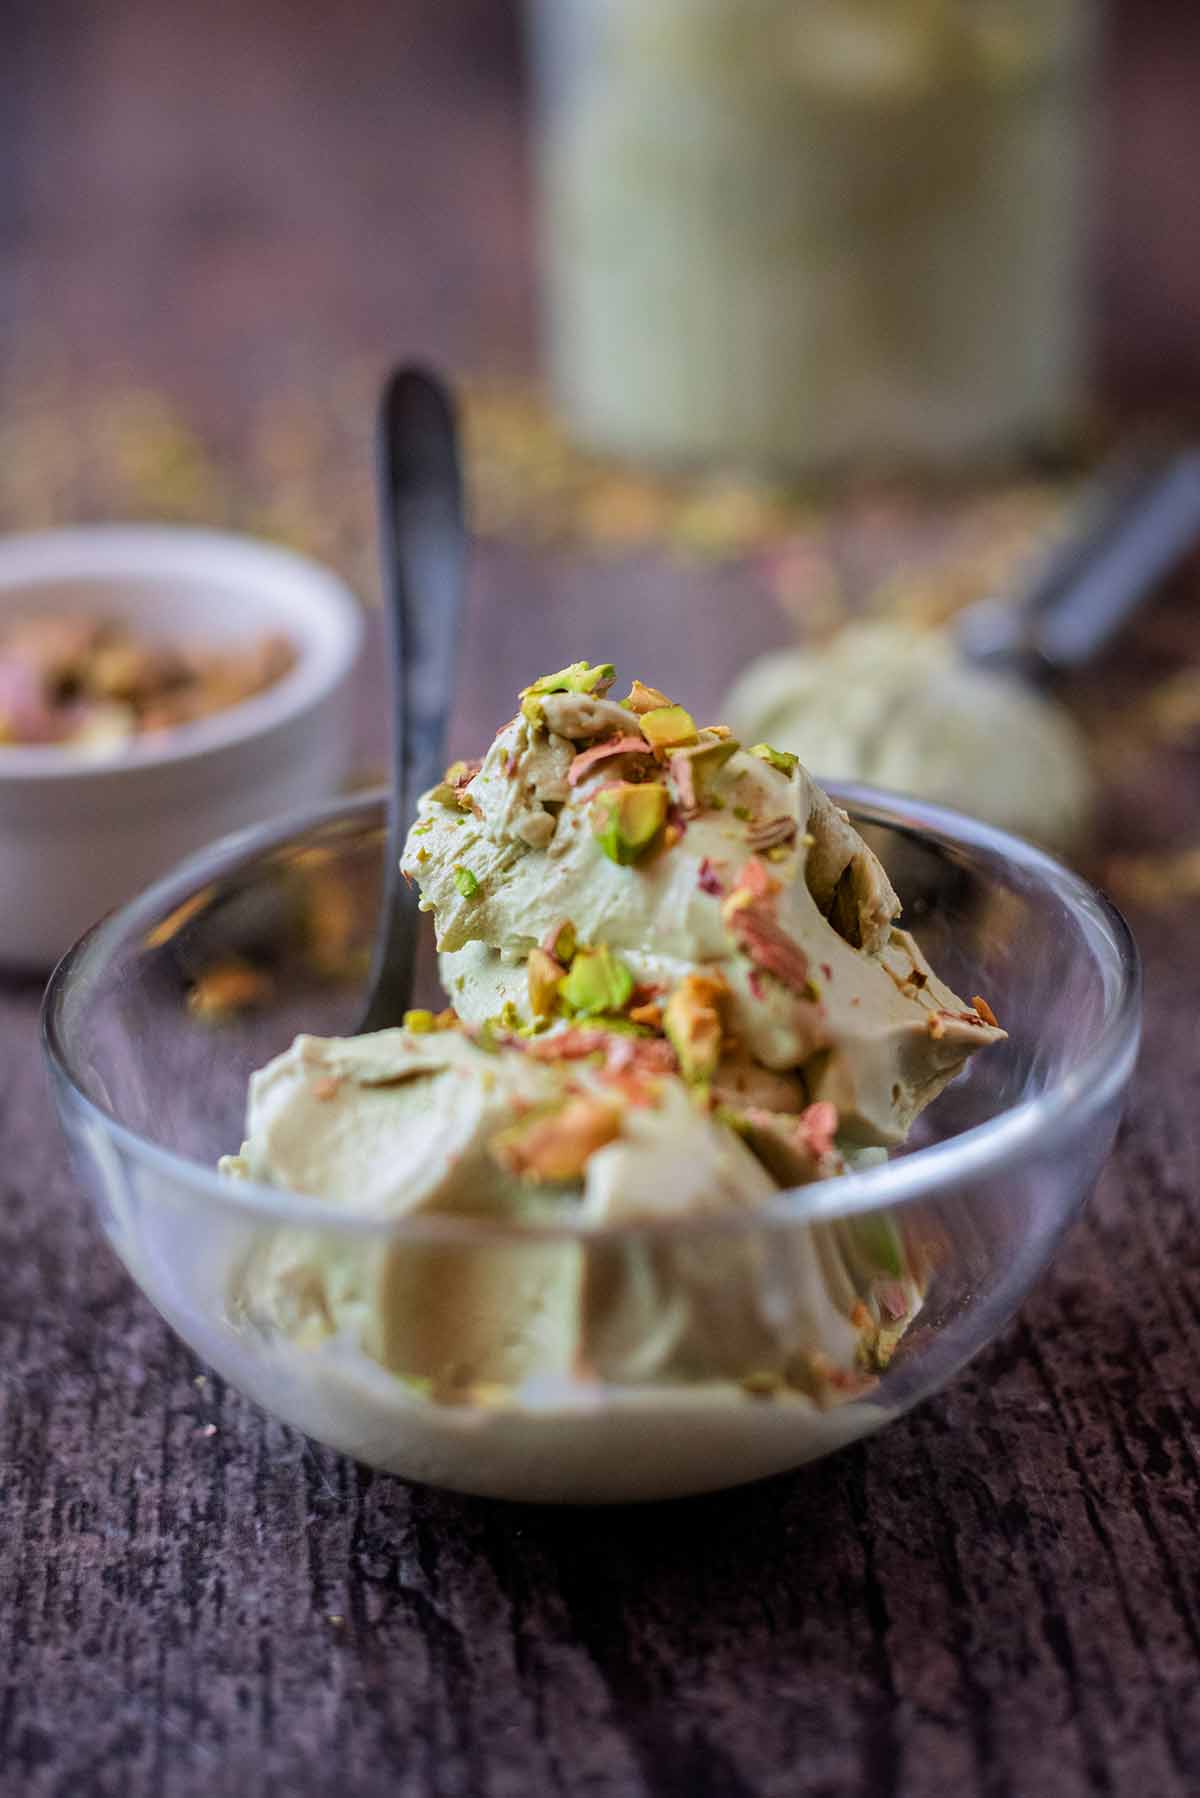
[3,0,1200,891]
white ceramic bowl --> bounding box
[0,526,363,968]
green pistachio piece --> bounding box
[621,679,671,714]
[453,866,479,898]
[639,705,699,751]
[846,1213,905,1279]
[749,742,799,776]
[403,1008,437,1033]
[558,944,634,1018]
[543,919,577,964]
[521,662,615,729]
[527,947,564,1020]
[590,781,668,865]
[663,973,725,1082]
[670,737,739,808]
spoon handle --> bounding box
[360,366,465,1034]
[957,442,1200,683]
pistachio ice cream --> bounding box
[725,622,1095,851]
[221,661,1004,1498]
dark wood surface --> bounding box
[3,7,1200,1796]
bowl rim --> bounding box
[41,783,1143,1244]
[0,525,364,780]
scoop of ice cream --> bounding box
[401,662,1004,1145]
[724,622,1095,851]
[225,1022,921,1397]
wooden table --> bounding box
[3,7,1200,1794]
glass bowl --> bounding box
[42,787,1140,1504]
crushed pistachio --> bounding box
[846,1214,905,1279]
[403,1008,437,1033]
[664,973,727,1082]
[749,743,799,776]
[733,804,751,821]
[541,919,577,964]
[621,678,671,715]
[520,660,615,728]
[490,1094,622,1183]
[558,944,635,1018]
[453,866,479,898]
[527,946,564,1019]
[639,705,698,752]
[429,759,478,808]
[590,781,668,865]
[669,737,739,815]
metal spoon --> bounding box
[956,439,1200,682]
[359,365,465,1032]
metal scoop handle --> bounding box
[956,443,1200,684]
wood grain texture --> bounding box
[3,5,1200,1795]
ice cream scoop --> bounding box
[726,445,1200,849]
[223,1020,919,1396]
[401,663,1003,1145]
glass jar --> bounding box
[526,0,1097,473]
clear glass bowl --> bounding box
[42,788,1140,1504]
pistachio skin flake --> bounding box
[749,742,799,776]
[590,781,669,865]
[453,866,480,898]
[639,705,699,752]
[558,943,635,1018]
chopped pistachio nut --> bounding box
[527,946,564,1019]
[490,1095,622,1183]
[429,760,477,807]
[622,678,671,715]
[639,705,699,752]
[590,781,668,865]
[670,737,739,810]
[542,919,577,964]
[732,804,751,821]
[558,943,635,1018]
[846,1214,905,1279]
[749,742,799,776]
[664,973,727,1082]
[403,1007,457,1033]
[453,865,480,898]
[520,660,615,728]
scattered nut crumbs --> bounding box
[453,866,480,898]
[972,994,1000,1028]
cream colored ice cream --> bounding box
[219,660,1003,1499]
[401,662,1003,1145]
[724,623,1095,851]
[223,1024,917,1404]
